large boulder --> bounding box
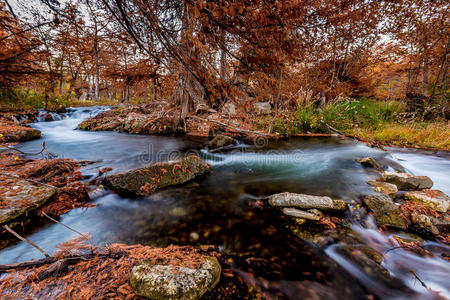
[363,194,407,230]
[208,134,235,150]
[0,178,57,224]
[381,172,433,190]
[130,257,221,300]
[103,155,210,196]
[269,192,348,211]
[404,190,449,213]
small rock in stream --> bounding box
[404,189,449,213]
[103,155,210,196]
[282,207,322,220]
[410,213,440,236]
[130,257,221,300]
[356,157,383,171]
[367,181,398,197]
[363,194,407,230]
[269,192,348,211]
[381,172,433,191]
[208,134,235,150]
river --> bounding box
[1,106,449,299]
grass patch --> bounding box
[0,88,120,111]
[355,122,450,150]
[258,98,449,150]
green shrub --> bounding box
[264,98,406,136]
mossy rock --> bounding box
[363,194,407,230]
[130,256,221,300]
[103,155,210,196]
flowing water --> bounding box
[1,107,449,299]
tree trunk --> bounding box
[422,56,429,97]
[151,77,157,102]
[94,31,100,101]
[175,3,206,118]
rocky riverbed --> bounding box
[1,106,449,299]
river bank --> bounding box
[72,99,450,151]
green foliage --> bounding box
[0,88,46,110]
[0,88,121,110]
[321,98,406,133]
[261,98,407,136]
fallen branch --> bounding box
[6,146,45,156]
[41,212,88,238]
[6,142,54,158]
[3,225,51,258]
[186,115,272,136]
[0,252,124,273]
[412,270,427,289]
[320,120,344,136]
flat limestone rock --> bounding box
[363,194,407,230]
[103,155,210,196]
[0,177,57,224]
[381,172,433,191]
[269,192,348,211]
[282,208,322,220]
[367,181,398,197]
[404,190,449,213]
[130,257,221,300]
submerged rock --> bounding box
[404,190,449,213]
[269,192,348,211]
[208,134,235,150]
[0,179,57,224]
[363,194,407,230]
[356,157,383,171]
[381,172,433,190]
[367,181,398,197]
[103,155,210,196]
[130,257,221,300]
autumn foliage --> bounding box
[0,0,448,115]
